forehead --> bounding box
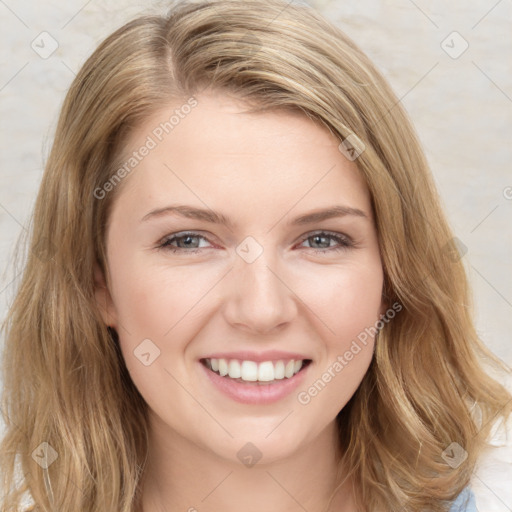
[110,91,371,222]
[124,91,338,156]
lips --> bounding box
[201,350,312,362]
[199,356,312,404]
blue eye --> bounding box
[158,232,210,253]
[157,231,354,254]
[299,231,354,252]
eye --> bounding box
[156,230,354,255]
[298,231,354,253]
[157,232,213,253]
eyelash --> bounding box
[157,231,354,255]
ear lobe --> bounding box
[94,263,117,328]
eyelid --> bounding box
[157,229,355,254]
[157,231,214,251]
[297,229,353,245]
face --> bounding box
[95,90,385,464]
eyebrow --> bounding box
[141,204,368,227]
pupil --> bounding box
[182,235,196,247]
[313,235,328,248]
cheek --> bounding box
[108,255,225,377]
[109,247,213,335]
[293,257,384,344]
[111,273,171,338]
[107,260,209,404]
[292,260,382,406]
[334,269,383,341]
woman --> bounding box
[1,0,510,511]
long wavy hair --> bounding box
[1,0,510,511]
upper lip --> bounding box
[200,350,312,363]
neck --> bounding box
[139,412,357,512]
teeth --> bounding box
[218,358,228,377]
[274,360,285,379]
[285,360,295,378]
[228,360,241,379]
[204,358,306,382]
[241,361,258,381]
[258,361,274,382]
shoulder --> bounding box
[449,487,477,512]
[472,408,512,509]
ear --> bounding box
[94,262,118,329]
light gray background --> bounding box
[0,0,511,509]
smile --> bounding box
[201,357,312,383]
[199,357,313,404]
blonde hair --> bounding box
[1,0,510,511]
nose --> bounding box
[222,247,298,335]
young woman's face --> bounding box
[97,91,385,464]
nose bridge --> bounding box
[223,236,297,333]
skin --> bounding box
[95,90,385,512]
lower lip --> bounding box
[199,361,311,405]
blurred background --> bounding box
[0,0,511,508]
